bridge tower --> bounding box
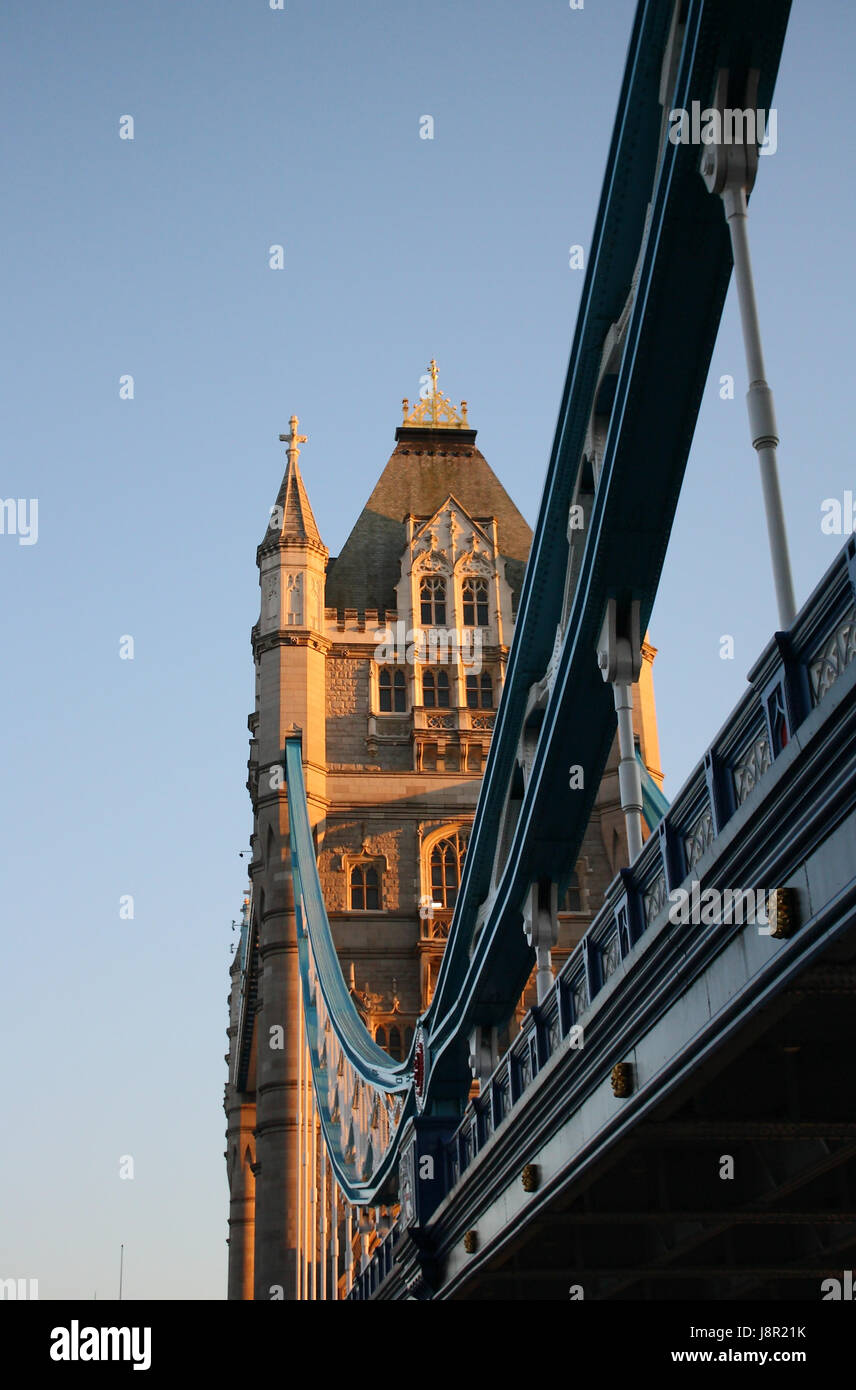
[225,370,664,1297]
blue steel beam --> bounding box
[280,0,794,1201]
[424,0,792,1103]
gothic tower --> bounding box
[224,367,665,1298]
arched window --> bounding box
[404,1026,414,1052]
[388,1026,402,1061]
[375,1026,387,1048]
[350,863,380,911]
[462,577,489,626]
[465,672,493,708]
[423,669,450,708]
[430,832,467,909]
[420,576,446,626]
[379,667,406,712]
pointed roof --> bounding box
[325,387,531,613]
[272,455,325,549]
[260,415,326,555]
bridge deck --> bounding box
[354,543,856,1299]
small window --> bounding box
[388,1026,402,1062]
[562,871,581,913]
[420,577,446,626]
[462,577,489,626]
[350,863,380,911]
[375,1026,387,1048]
[466,672,493,708]
[423,669,450,708]
[379,667,406,712]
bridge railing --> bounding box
[443,539,856,1182]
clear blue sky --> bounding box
[1,0,853,1299]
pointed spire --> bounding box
[263,415,325,552]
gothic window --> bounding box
[388,1026,402,1062]
[465,672,493,708]
[285,573,303,625]
[404,1026,414,1052]
[462,577,489,626]
[349,863,380,911]
[430,833,467,909]
[423,669,450,708]
[420,576,447,626]
[264,574,279,622]
[375,1025,387,1048]
[379,667,406,712]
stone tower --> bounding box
[224,367,665,1298]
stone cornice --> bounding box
[252,629,333,658]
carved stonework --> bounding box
[601,934,621,981]
[684,804,714,870]
[456,533,493,576]
[810,604,856,703]
[399,1140,416,1228]
[571,973,587,1021]
[308,574,322,631]
[471,714,494,731]
[643,871,667,926]
[261,573,279,632]
[285,572,303,626]
[732,728,771,806]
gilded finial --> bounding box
[279,414,308,465]
[401,361,469,430]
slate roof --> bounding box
[325,426,532,615]
[261,454,326,555]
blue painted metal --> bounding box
[423,0,792,1098]
[285,736,412,1202]
[638,752,669,830]
[351,540,856,1297]
[270,0,795,1204]
[286,738,408,1089]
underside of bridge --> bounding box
[453,942,856,1301]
